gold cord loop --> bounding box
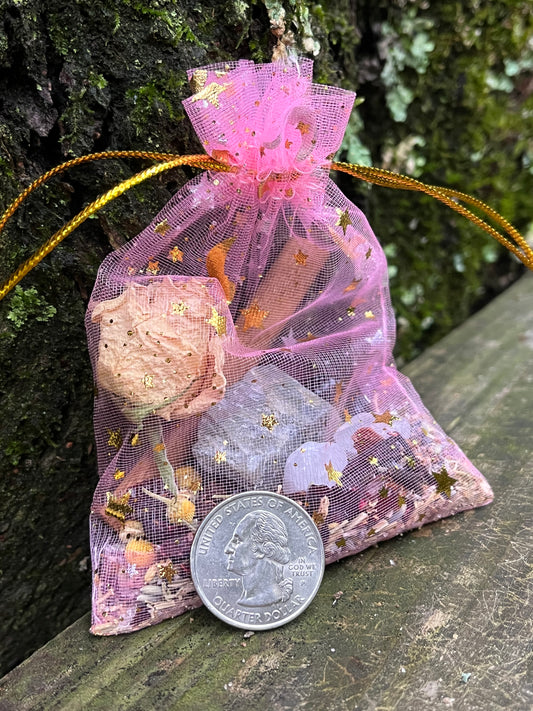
[332,162,533,270]
[0,153,230,300]
[0,152,530,302]
[0,151,182,236]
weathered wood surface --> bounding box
[1,273,531,710]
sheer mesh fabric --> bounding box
[87,59,492,635]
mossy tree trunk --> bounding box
[0,0,531,676]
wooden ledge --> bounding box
[1,274,532,711]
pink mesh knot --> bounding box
[183,59,355,184]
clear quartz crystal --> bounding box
[193,364,334,487]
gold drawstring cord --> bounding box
[0,152,231,301]
[0,151,184,235]
[0,151,531,302]
[332,162,533,270]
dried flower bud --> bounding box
[175,465,202,493]
[118,520,145,543]
[167,497,195,525]
[125,539,156,567]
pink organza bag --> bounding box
[87,58,493,635]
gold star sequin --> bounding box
[343,409,352,423]
[433,467,457,497]
[398,494,407,507]
[379,486,389,499]
[261,414,279,431]
[190,81,228,108]
[105,491,133,522]
[335,208,352,236]
[169,246,184,263]
[373,410,397,426]
[171,301,189,316]
[364,310,375,319]
[240,302,269,332]
[369,456,379,466]
[158,561,178,583]
[294,249,308,265]
[153,443,166,453]
[143,374,154,389]
[347,306,356,317]
[107,429,123,449]
[325,460,343,486]
[114,469,125,481]
[206,306,227,337]
[296,121,310,135]
[154,219,171,236]
[404,455,416,469]
[365,247,372,260]
[147,260,160,275]
[131,433,140,447]
[214,450,227,463]
[334,382,343,404]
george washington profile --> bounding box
[224,510,293,607]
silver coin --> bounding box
[190,491,325,630]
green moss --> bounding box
[47,13,76,57]
[125,70,187,140]
[379,9,435,122]
[0,156,15,181]
[120,0,206,47]
[336,0,533,362]
[5,286,57,330]
[317,1,362,78]
[59,88,96,155]
[289,1,320,56]
[88,72,108,90]
[340,105,373,167]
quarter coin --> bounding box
[190,491,325,630]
